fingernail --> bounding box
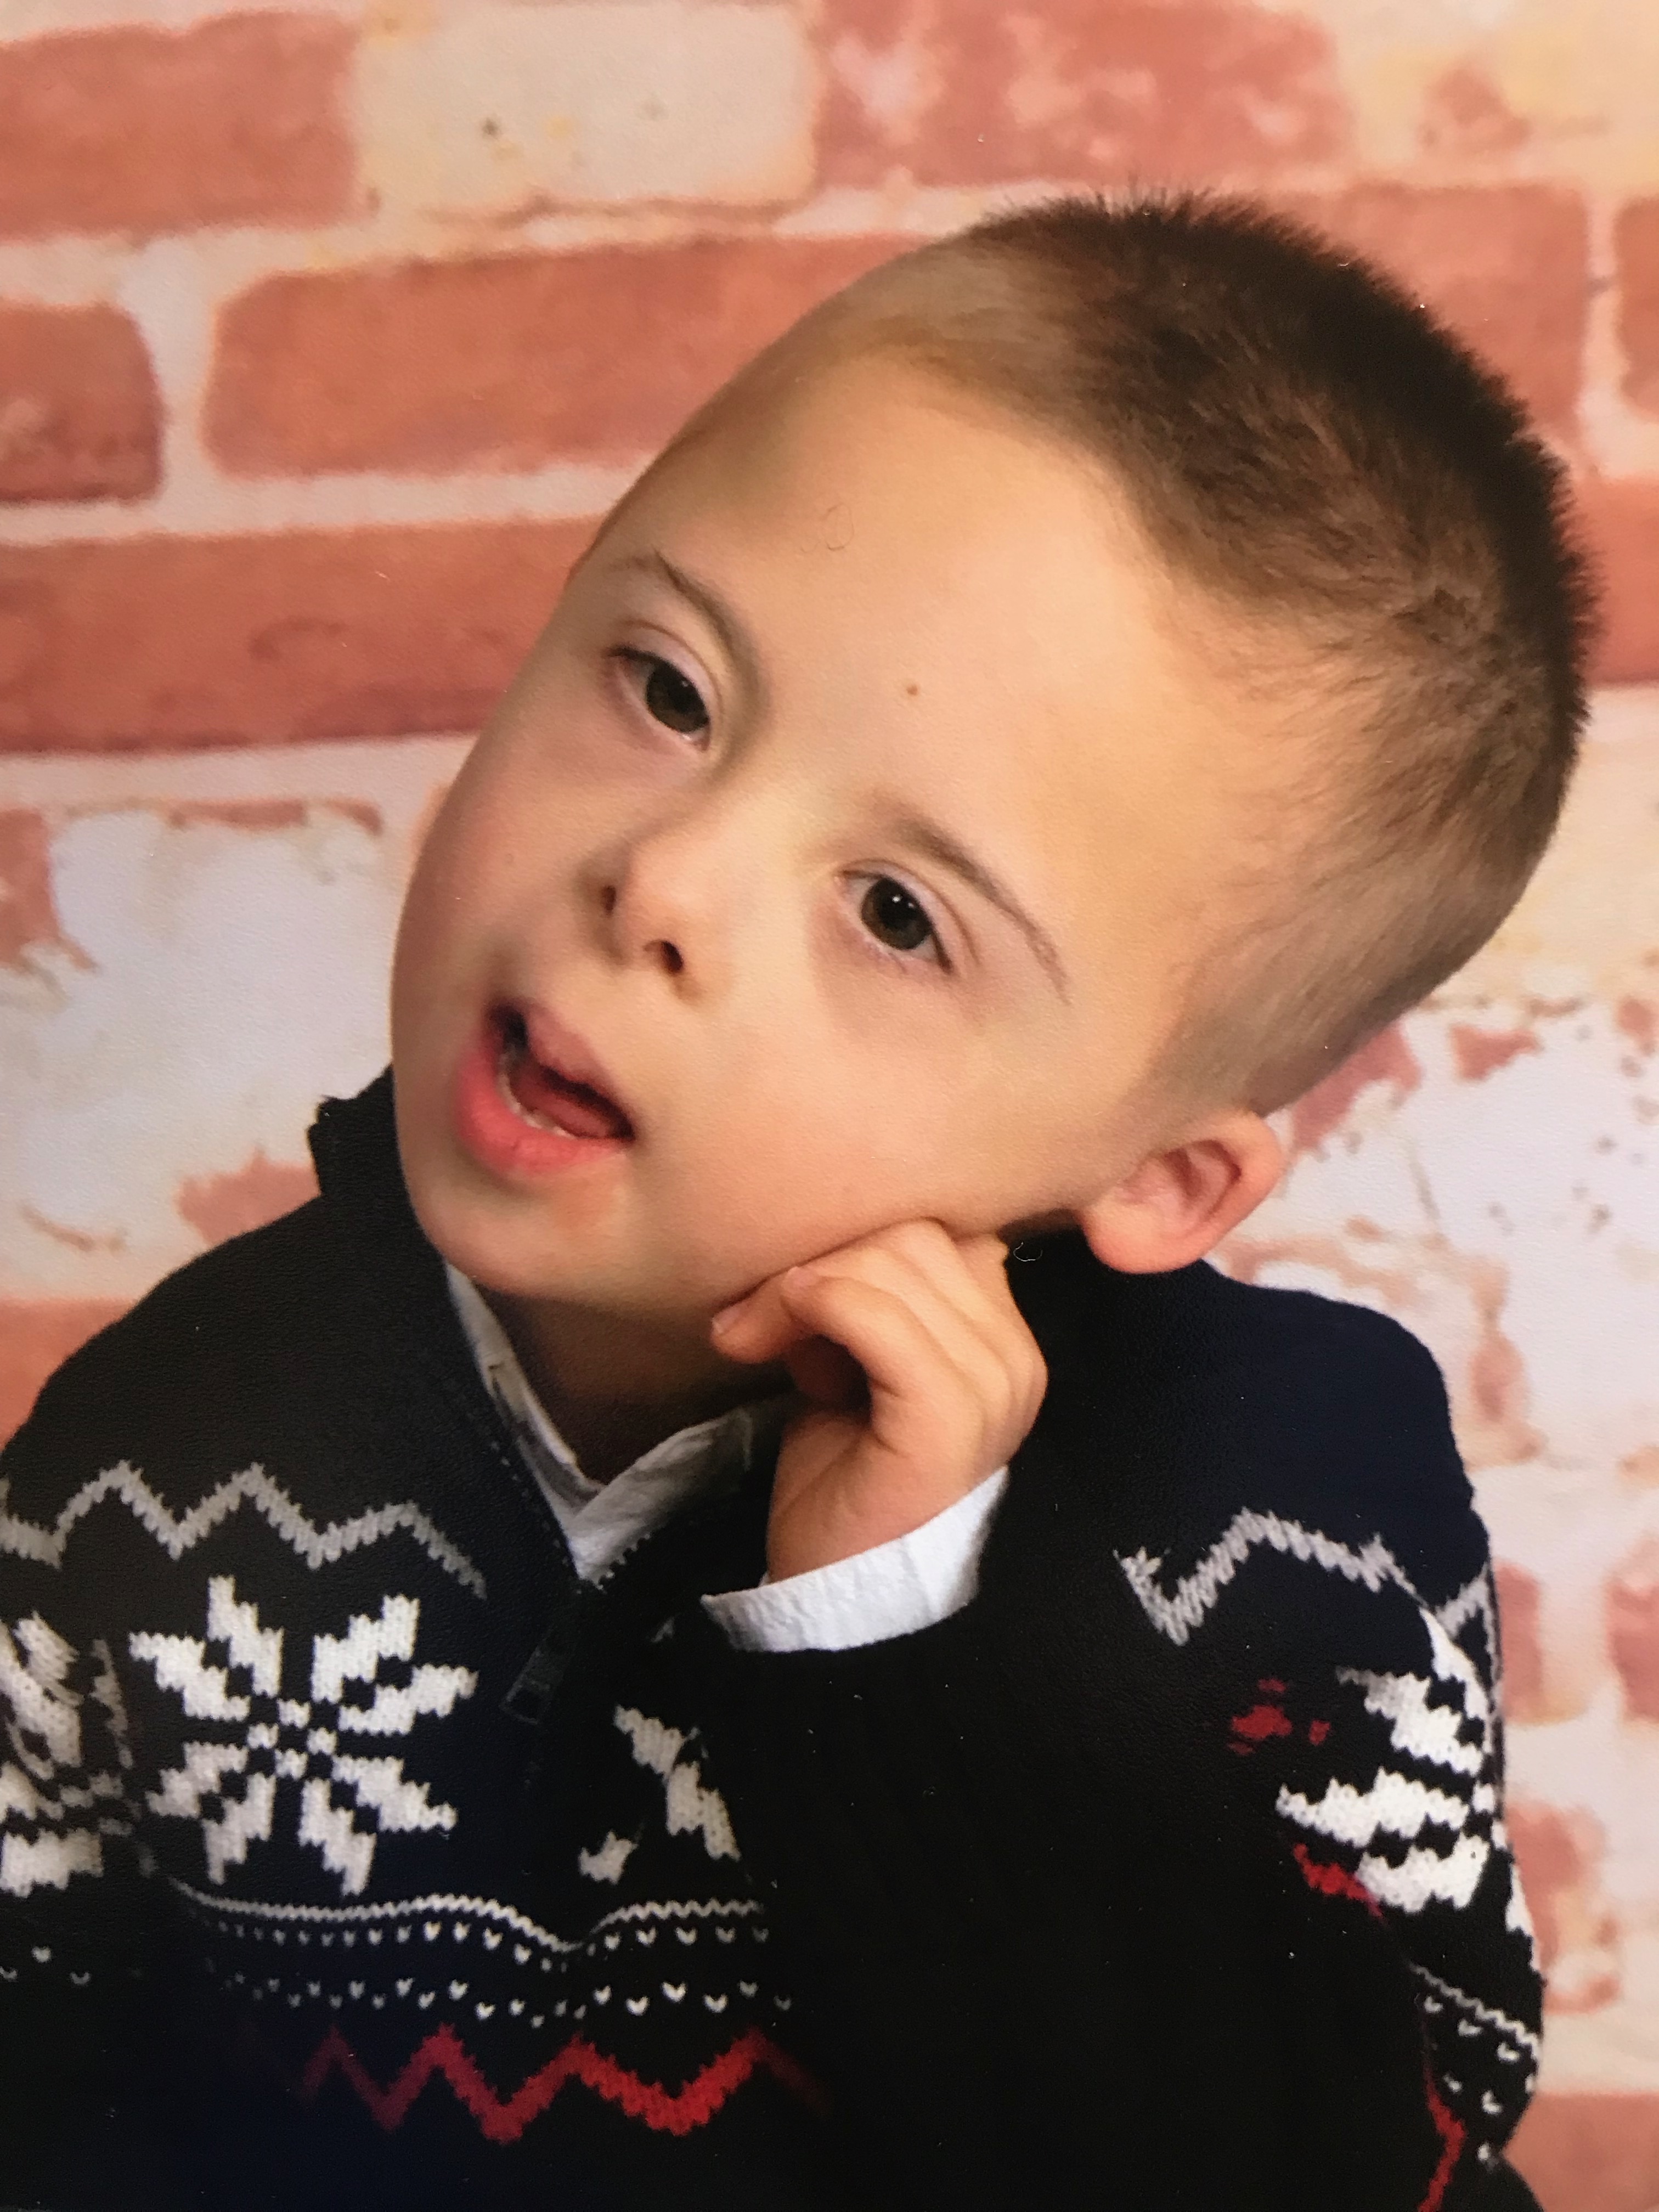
[711,1304,741,1333]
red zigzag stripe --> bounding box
[1418,2062,1466,2212]
[301,2022,827,2143]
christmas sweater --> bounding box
[0,1072,1544,2210]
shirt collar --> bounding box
[445,1263,793,1582]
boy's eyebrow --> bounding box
[608,550,760,692]
[879,805,1071,1003]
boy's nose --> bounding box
[592,800,748,992]
[598,880,685,978]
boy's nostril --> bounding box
[657,941,685,977]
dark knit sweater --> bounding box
[0,1073,1543,2211]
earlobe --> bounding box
[1075,1111,1284,1275]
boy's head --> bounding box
[391,194,1595,1331]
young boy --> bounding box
[0,195,1590,2210]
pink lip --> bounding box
[451,1003,635,1182]
[515,1001,631,1120]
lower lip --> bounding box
[451,1019,633,1182]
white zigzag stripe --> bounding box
[1410,1963,1542,2060]
[1337,1663,1485,1776]
[1277,1770,1471,1849]
[172,1880,764,1948]
[173,1880,582,1951]
[1357,1834,1490,1912]
[1118,1511,1407,1645]
[0,1466,484,1599]
[595,1896,764,1929]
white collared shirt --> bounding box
[447,1265,1007,1654]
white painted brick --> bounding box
[2,0,352,36]
[356,3,817,219]
[0,738,465,1303]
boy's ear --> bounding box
[1074,1109,1284,1275]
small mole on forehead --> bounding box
[904,681,920,697]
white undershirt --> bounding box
[447,1265,1007,1654]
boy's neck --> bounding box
[483,1288,790,1487]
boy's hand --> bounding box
[710,1222,1047,1583]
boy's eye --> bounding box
[860,876,939,959]
[617,649,709,738]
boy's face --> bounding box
[392,355,1262,1323]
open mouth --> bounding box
[493,1007,634,1143]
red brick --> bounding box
[207,237,903,476]
[0,520,592,752]
[0,303,159,501]
[1417,65,1530,160]
[1294,186,1589,433]
[0,17,353,241]
[1494,1560,1548,1725]
[1286,1021,1421,1159]
[0,808,83,972]
[1582,478,1659,685]
[0,1298,127,1446]
[1609,1534,1659,1720]
[176,1151,317,1245]
[1616,199,1659,420]
[1507,1799,1616,1985]
[819,0,1346,189]
[1510,2096,1659,2212]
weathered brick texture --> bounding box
[206,238,900,476]
[0,1300,128,1448]
[5,3,1659,2191]
[0,16,355,240]
[1608,1536,1659,1721]
[1615,198,1659,420]
[0,304,160,502]
[1510,2096,1659,2212]
[0,522,589,749]
[1580,480,1659,686]
[357,2,816,219]
[817,0,1347,187]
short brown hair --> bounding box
[673,193,1599,1113]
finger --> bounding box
[770,1270,994,1471]
[804,1228,1042,1429]
[710,1269,831,1364]
[713,1225,1042,1430]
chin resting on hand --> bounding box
[709,1220,1048,1583]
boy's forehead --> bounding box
[612,356,1182,719]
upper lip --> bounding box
[503,998,635,1130]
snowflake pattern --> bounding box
[1275,1606,1501,1916]
[1,1615,134,1898]
[130,1578,476,1896]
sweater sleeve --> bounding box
[0,1357,178,2205]
[683,1288,1542,2212]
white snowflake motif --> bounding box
[1,1617,133,1898]
[129,1578,476,1896]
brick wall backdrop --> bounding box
[2,1,1657,2201]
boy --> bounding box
[0,195,1590,2210]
